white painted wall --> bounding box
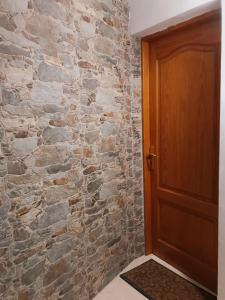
[218,1,225,299]
[128,0,220,36]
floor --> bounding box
[94,255,150,300]
[94,255,216,300]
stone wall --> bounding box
[0,0,144,299]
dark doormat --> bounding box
[120,260,217,300]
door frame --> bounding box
[141,9,221,256]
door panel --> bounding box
[149,14,220,292]
[159,199,217,267]
[158,47,218,201]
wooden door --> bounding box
[142,11,221,292]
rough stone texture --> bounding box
[0,1,144,299]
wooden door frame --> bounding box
[141,9,221,255]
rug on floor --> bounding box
[120,259,216,300]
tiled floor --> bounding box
[94,255,150,300]
[94,255,216,300]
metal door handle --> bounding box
[147,153,157,170]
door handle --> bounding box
[147,153,157,171]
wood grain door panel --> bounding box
[157,46,219,201]
[146,12,221,292]
[158,198,217,267]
